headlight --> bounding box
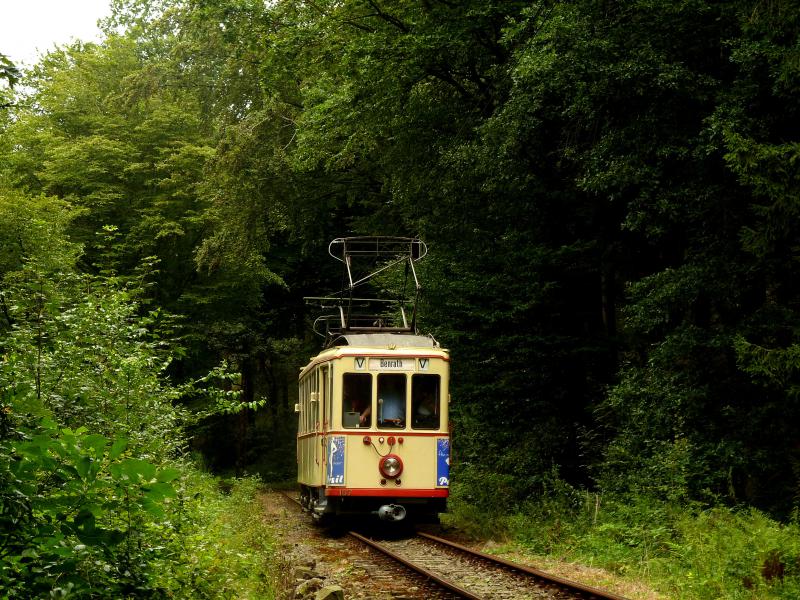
[379,454,403,478]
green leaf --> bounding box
[74,456,92,479]
[40,417,59,431]
[139,497,166,519]
[144,481,176,501]
[108,463,123,480]
[156,467,181,483]
[73,508,96,531]
[82,434,108,456]
[109,437,128,459]
[116,458,157,482]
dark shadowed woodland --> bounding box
[1,1,800,598]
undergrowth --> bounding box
[444,482,800,599]
[155,473,280,599]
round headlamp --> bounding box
[379,454,403,479]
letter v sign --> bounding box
[419,358,429,371]
[355,357,365,370]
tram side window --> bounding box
[300,377,308,434]
[325,367,333,429]
[343,373,372,428]
[412,374,440,429]
[305,372,314,433]
[377,374,406,429]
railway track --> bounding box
[280,491,629,600]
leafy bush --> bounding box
[0,412,279,598]
[0,412,180,597]
[0,192,279,598]
[657,508,800,599]
[441,464,520,538]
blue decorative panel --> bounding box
[436,438,450,487]
[327,435,345,485]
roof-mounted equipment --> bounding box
[305,237,427,345]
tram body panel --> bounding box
[324,433,448,491]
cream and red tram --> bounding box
[297,333,449,521]
[297,237,450,522]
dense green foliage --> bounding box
[0,190,277,597]
[2,0,800,596]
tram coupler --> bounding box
[310,495,328,515]
[376,504,407,522]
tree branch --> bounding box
[425,67,473,101]
[366,0,410,33]
[303,0,376,33]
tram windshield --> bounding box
[412,374,440,429]
[377,373,406,428]
[342,373,372,428]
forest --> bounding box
[1,0,799,598]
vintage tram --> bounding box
[297,238,450,523]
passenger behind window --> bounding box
[343,373,372,428]
[412,374,440,429]
[378,374,405,428]
[413,389,438,428]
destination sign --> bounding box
[368,357,415,371]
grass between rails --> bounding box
[442,488,800,599]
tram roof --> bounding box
[300,332,447,377]
[335,333,439,348]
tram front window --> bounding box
[377,374,406,428]
[343,373,372,428]
[412,374,440,429]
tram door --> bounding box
[315,365,329,485]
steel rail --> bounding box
[280,493,475,598]
[281,491,629,600]
[417,531,631,600]
[347,530,482,600]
